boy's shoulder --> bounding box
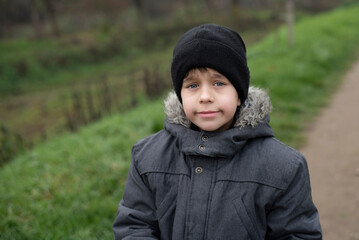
[245,135,306,164]
[240,136,309,189]
[131,129,185,174]
[260,137,305,162]
[132,129,172,154]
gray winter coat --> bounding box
[113,87,322,240]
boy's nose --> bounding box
[199,87,214,103]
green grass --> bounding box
[0,26,169,95]
[1,4,359,239]
[0,47,172,144]
[248,4,359,146]
[0,99,165,239]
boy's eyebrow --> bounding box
[211,72,225,79]
[183,75,195,83]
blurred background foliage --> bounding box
[1,0,359,238]
[0,0,357,163]
[0,0,356,165]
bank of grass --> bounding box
[249,3,359,146]
[1,4,359,239]
[0,101,165,239]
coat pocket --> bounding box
[156,186,178,239]
[232,197,261,240]
[156,185,178,220]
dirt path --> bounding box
[300,59,359,240]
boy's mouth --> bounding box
[197,111,219,118]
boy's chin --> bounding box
[198,124,229,132]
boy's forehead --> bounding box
[185,68,225,78]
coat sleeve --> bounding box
[266,156,322,240]
[113,147,160,239]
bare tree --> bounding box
[29,0,43,39]
[286,0,295,46]
[203,0,214,12]
[132,0,145,19]
[181,0,191,16]
[43,0,60,37]
[231,0,238,8]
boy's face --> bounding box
[181,68,241,132]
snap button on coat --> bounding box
[195,167,203,174]
[199,145,205,151]
[202,135,209,141]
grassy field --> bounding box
[0,11,279,156]
[1,4,359,239]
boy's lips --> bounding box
[197,111,219,118]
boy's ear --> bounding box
[237,98,241,107]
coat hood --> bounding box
[164,86,273,129]
[162,87,274,158]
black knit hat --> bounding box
[171,23,250,103]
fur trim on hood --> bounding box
[164,87,272,129]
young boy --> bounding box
[113,24,322,239]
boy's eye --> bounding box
[188,83,198,89]
[214,82,225,87]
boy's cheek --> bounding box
[182,101,195,120]
[182,101,191,115]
